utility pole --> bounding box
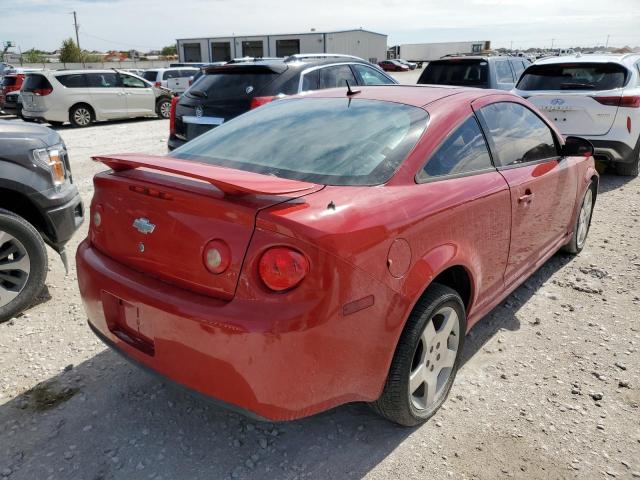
[551,38,555,50]
[72,11,85,67]
[605,34,610,49]
[510,40,513,51]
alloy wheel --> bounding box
[160,101,171,118]
[0,231,31,308]
[576,188,593,249]
[74,108,91,126]
[409,306,460,410]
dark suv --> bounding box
[0,120,84,322]
[168,54,397,149]
[417,56,531,90]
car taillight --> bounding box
[33,88,52,96]
[250,96,276,109]
[155,81,161,88]
[592,96,640,108]
[169,96,179,135]
[203,240,231,274]
[259,247,309,292]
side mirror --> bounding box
[561,136,594,158]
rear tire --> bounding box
[372,283,466,426]
[0,210,48,323]
[562,181,596,254]
[616,137,640,177]
[156,98,171,119]
[69,104,94,128]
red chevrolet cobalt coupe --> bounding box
[77,86,597,426]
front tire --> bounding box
[0,210,48,323]
[69,104,94,128]
[372,283,466,426]
[616,137,640,177]
[562,182,596,254]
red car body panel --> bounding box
[77,86,598,421]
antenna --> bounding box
[345,80,361,96]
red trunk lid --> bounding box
[89,154,321,300]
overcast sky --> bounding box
[3,0,640,52]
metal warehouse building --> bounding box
[176,29,388,64]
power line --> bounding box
[79,31,164,51]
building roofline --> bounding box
[176,28,387,42]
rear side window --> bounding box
[142,71,158,81]
[510,60,526,80]
[319,65,357,89]
[353,64,395,85]
[479,102,557,167]
[418,116,493,181]
[87,73,119,88]
[301,70,320,91]
[180,69,197,78]
[418,60,488,87]
[57,74,87,88]
[170,97,429,186]
[186,71,279,99]
[516,62,628,90]
[22,74,53,92]
[495,61,515,83]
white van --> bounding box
[21,70,173,127]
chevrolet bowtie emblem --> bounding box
[132,218,156,234]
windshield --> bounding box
[142,71,158,81]
[185,71,279,100]
[2,76,17,87]
[419,60,488,87]
[170,97,429,186]
[516,62,628,90]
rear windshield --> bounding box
[170,98,429,186]
[22,74,53,92]
[2,76,17,87]
[418,60,488,87]
[516,62,628,91]
[185,71,279,100]
[142,71,158,81]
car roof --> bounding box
[295,85,498,107]
[207,56,375,73]
[435,56,519,62]
[535,53,640,66]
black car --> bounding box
[1,91,23,117]
[0,120,84,322]
[168,54,397,150]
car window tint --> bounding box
[170,97,429,186]
[121,74,147,88]
[353,64,394,85]
[418,60,488,87]
[480,102,558,167]
[510,60,526,79]
[181,69,197,78]
[57,74,87,88]
[87,73,119,88]
[319,65,357,89]
[163,70,180,80]
[516,62,628,90]
[301,70,320,91]
[22,74,52,92]
[186,72,279,99]
[495,61,514,83]
[142,71,158,82]
[418,116,493,180]
[2,76,18,87]
[277,74,301,95]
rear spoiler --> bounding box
[92,154,318,195]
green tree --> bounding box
[59,38,82,63]
[23,48,45,63]
[161,45,177,57]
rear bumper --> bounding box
[76,240,401,421]
[590,139,637,164]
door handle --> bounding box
[518,190,534,203]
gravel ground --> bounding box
[1,84,639,480]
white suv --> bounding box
[21,70,173,127]
[141,67,199,93]
[513,54,640,176]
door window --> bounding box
[353,64,395,85]
[121,74,148,88]
[87,73,119,88]
[495,61,515,83]
[300,70,320,91]
[479,102,558,167]
[319,65,357,89]
[510,60,526,80]
[418,116,493,181]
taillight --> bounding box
[169,96,179,135]
[203,240,231,274]
[250,96,276,109]
[33,88,53,96]
[258,247,309,292]
[155,81,161,88]
[592,96,640,108]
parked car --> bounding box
[21,70,173,127]
[141,67,199,93]
[168,55,397,149]
[378,59,410,72]
[189,62,229,88]
[1,90,22,117]
[418,56,530,90]
[78,85,597,426]
[0,71,38,107]
[396,59,418,70]
[513,54,640,176]
[0,120,84,322]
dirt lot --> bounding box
[1,86,639,479]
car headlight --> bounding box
[32,144,67,186]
